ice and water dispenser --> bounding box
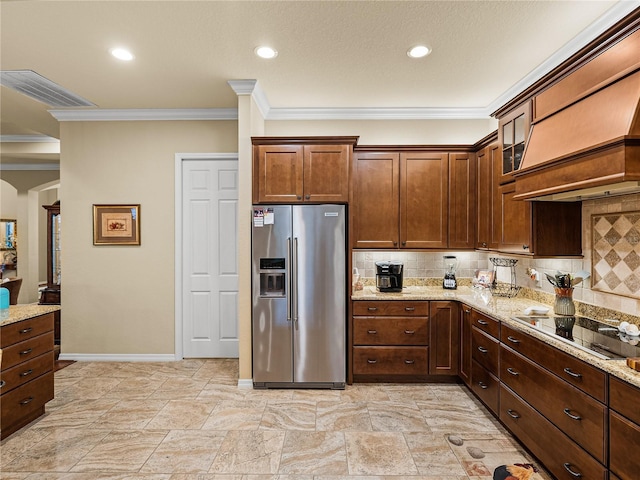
[259,257,286,297]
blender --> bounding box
[443,255,458,290]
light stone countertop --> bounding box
[1,304,61,327]
[352,286,640,389]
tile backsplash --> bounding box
[353,193,640,320]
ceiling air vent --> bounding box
[0,70,95,107]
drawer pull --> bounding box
[367,307,378,312]
[20,396,35,406]
[506,336,520,344]
[477,381,488,390]
[20,327,33,334]
[367,330,377,334]
[19,348,33,356]
[563,367,582,379]
[506,368,519,376]
[404,307,415,311]
[562,463,583,478]
[477,346,488,354]
[477,319,489,326]
[20,369,34,377]
[367,359,377,364]
[464,309,471,314]
[404,330,415,335]
[404,359,415,365]
[507,409,521,419]
[0,380,5,388]
[563,408,582,421]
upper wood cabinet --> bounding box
[448,152,476,249]
[252,137,357,204]
[476,142,500,250]
[352,150,449,249]
[498,101,531,184]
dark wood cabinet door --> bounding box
[459,305,472,385]
[400,152,448,249]
[429,301,459,375]
[497,182,532,254]
[477,143,500,249]
[449,152,476,249]
[352,152,400,248]
[303,144,349,202]
[255,145,303,202]
[609,410,640,480]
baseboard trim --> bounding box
[237,378,253,388]
[58,353,178,362]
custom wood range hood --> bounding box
[513,27,640,201]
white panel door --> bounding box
[183,159,239,357]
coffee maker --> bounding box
[376,261,404,292]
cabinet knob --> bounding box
[305,195,310,200]
[393,241,398,246]
[482,242,487,248]
[297,196,302,200]
[522,244,529,250]
[464,309,471,314]
[401,241,406,246]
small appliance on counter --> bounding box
[375,261,403,292]
[443,255,458,290]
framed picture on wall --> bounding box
[93,204,140,245]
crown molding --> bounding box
[228,79,270,118]
[0,135,59,143]
[0,163,59,171]
[48,108,238,121]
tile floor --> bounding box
[0,359,551,479]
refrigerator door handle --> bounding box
[293,236,299,325]
[286,237,292,322]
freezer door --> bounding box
[252,205,293,384]
[292,205,346,384]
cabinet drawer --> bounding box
[501,323,606,403]
[609,376,640,425]
[499,384,607,480]
[471,360,499,414]
[471,326,499,374]
[1,332,54,371]
[1,371,54,436]
[471,310,499,338]
[353,317,428,345]
[0,351,54,395]
[352,301,428,317]
[609,410,640,480]
[500,345,607,463]
[353,346,428,375]
[0,314,54,348]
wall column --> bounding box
[229,80,266,383]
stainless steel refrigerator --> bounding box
[251,204,346,389]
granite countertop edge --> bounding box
[352,286,640,389]
[1,304,61,326]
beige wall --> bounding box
[266,118,498,145]
[1,180,18,218]
[60,120,237,355]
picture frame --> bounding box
[473,269,495,287]
[93,204,140,245]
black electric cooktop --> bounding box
[511,315,640,360]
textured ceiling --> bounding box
[0,0,635,146]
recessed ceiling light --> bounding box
[110,47,134,61]
[407,45,431,58]
[255,46,278,59]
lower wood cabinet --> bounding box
[1,313,55,440]
[351,300,429,382]
[471,359,499,414]
[500,384,608,480]
[428,301,459,375]
[458,305,472,385]
[608,377,640,480]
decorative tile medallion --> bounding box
[592,210,640,299]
